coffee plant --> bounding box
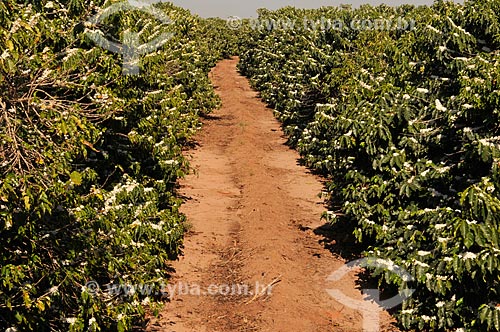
[239,1,500,331]
[0,0,236,330]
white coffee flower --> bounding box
[435,99,447,111]
[414,260,430,268]
[462,252,477,260]
[1,50,10,60]
[65,317,77,324]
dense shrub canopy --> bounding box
[0,0,236,330]
[239,1,500,330]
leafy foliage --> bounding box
[239,2,500,331]
[0,0,234,330]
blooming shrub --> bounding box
[0,0,236,330]
[240,2,500,330]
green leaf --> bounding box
[70,171,82,186]
[117,320,126,332]
[460,220,469,240]
[23,195,31,210]
[494,309,500,331]
[6,39,14,51]
[464,229,475,248]
[36,300,45,312]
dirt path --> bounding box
[148,58,397,332]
